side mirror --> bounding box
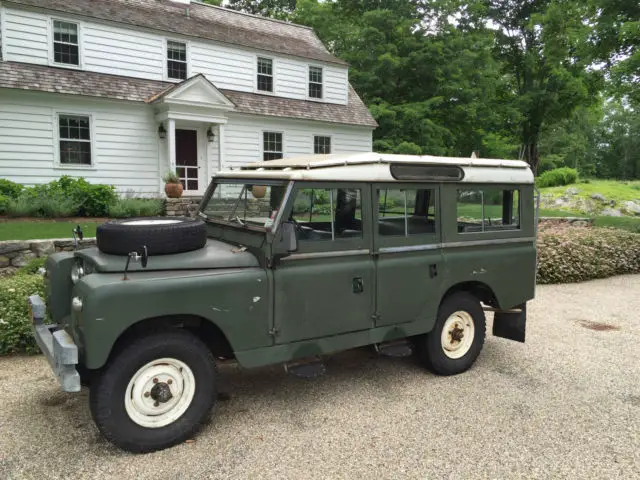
[140,245,148,268]
[278,222,298,253]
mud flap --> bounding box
[492,303,526,343]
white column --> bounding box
[218,124,225,171]
[168,118,176,171]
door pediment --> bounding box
[152,74,235,110]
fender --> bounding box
[75,267,270,369]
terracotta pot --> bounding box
[251,185,267,199]
[165,182,184,198]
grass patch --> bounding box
[540,179,640,203]
[592,216,640,233]
[0,220,103,241]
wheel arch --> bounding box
[440,281,498,309]
[96,315,235,370]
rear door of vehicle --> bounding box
[373,184,444,327]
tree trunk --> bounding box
[523,139,540,175]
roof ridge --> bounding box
[192,0,314,31]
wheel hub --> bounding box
[440,311,475,359]
[150,382,173,404]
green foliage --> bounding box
[162,171,180,184]
[537,224,640,284]
[536,168,578,188]
[0,273,46,355]
[5,176,117,218]
[0,194,9,215]
[593,216,640,233]
[0,179,23,199]
[16,257,47,276]
[108,198,166,218]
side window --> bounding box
[378,188,436,236]
[53,20,79,66]
[290,188,363,241]
[456,188,520,233]
[167,40,187,80]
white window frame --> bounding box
[262,130,284,161]
[308,65,324,100]
[49,18,82,69]
[313,135,331,154]
[256,56,275,94]
[165,38,190,82]
[53,112,95,169]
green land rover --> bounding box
[29,153,536,453]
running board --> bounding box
[284,358,326,379]
[375,340,413,358]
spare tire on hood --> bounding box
[97,217,207,256]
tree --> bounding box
[225,0,297,19]
[200,0,223,6]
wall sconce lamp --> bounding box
[206,126,215,143]
[158,124,167,139]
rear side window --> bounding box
[378,188,436,236]
[289,188,363,241]
[457,188,520,233]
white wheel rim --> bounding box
[441,311,475,359]
[124,358,196,428]
[122,219,182,226]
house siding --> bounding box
[223,114,373,169]
[3,8,49,65]
[2,6,349,104]
[0,90,161,193]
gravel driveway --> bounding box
[1,275,639,479]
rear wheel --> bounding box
[89,330,217,453]
[415,292,486,375]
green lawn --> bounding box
[592,215,640,233]
[0,220,102,241]
[539,179,640,204]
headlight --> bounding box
[70,259,84,284]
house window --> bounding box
[53,20,79,66]
[263,132,283,161]
[378,189,436,236]
[58,115,91,165]
[257,57,273,92]
[167,40,187,80]
[314,135,331,154]
[456,188,520,233]
[309,66,323,99]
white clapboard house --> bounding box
[0,0,376,196]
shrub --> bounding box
[0,179,23,199]
[7,190,78,218]
[536,224,640,284]
[0,273,45,355]
[50,176,117,217]
[536,167,578,188]
[108,198,166,218]
[162,171,180,184]
[0,194,9,215]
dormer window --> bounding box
[257,57,273,92]
[309,66,323,99]
[53,20,79,66]
[167,40,187,80]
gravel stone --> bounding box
[0,275,639,479]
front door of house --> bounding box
[175,129,199,193]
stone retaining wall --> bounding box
[165,198,202,218]
[0,238,96,277]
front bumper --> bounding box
[28,295,81,392]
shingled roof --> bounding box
[6,0,346,66]
[0,62,377,127]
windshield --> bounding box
[200,180,288,230]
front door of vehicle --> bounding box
[273,183,374,344]
[373,185,444,327]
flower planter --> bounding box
[164,183,184,199]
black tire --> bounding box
[89,329,217,453]
[415,292,486,376]
[96,217,206,256]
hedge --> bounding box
[536,225,640,284]
[1,226,638,355]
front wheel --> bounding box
[89,329,217,453]
[415,292,486,375]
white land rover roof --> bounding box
[213,152,534,184]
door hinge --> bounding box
[371,313,381,321]
[268,327,279,337]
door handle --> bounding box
[352,277,364,294]
[429,264,438,278]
